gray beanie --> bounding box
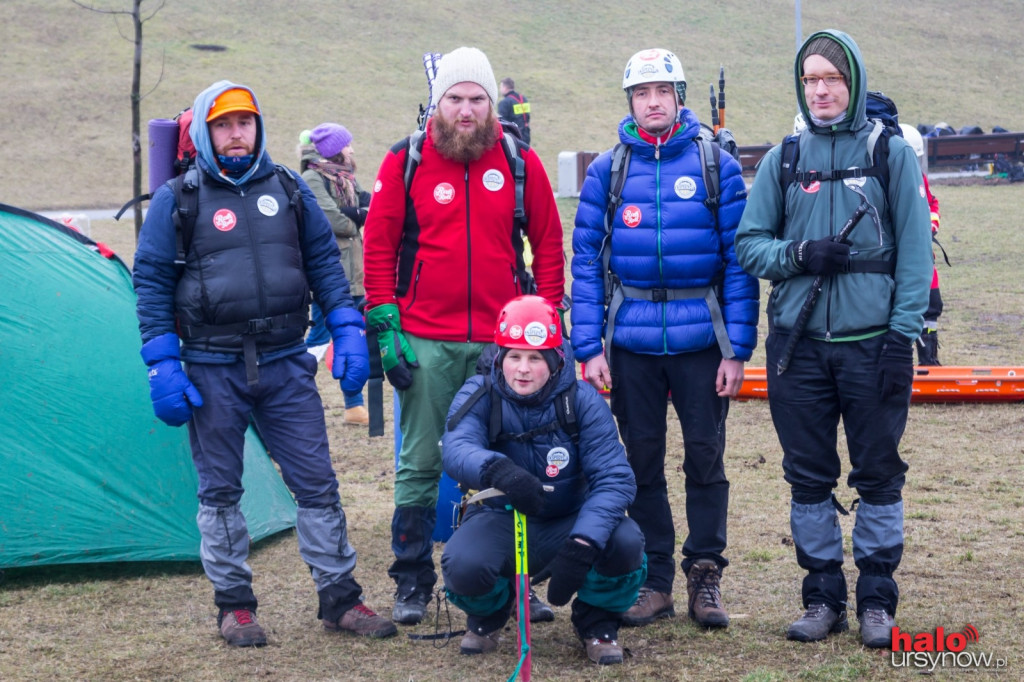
[802,36,851,86]
[430,46,498,110]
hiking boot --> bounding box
[580,632,623,665]
[343,405,369,425]
[529,588,555,623]
[686,559,729,628]
[786,603,849,642]
[460,629,500,655]
[622,587,675,627]
[860,608,896,648]
[392,590,430,625]
[323,603,398,638]
[219,609,267,647]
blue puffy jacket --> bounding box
[442,341,635,549]
[571,109,759,364]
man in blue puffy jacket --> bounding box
[132,80,395,647]
[571,48,759,631]
[441,296,645,665]
[735,31,931,648]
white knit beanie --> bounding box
[430,47,498,110]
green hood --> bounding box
[795,30,868,134]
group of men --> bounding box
[132,29,933,666]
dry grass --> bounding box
[3,181,1023,681]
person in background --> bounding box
[498,77,531,144]
[301,122,372,424]
[571,48,759,632]
[133,80,395,647]
[441,295,645,665]
[734,31,932,648]
[899,123,944,366]
[361,46,565,626]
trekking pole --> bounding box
[718,65,726,131]
[709,85,720,133]
[776,198,871,375]
[511,508,532,682]
[418,52,443,131]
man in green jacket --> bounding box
[735,30,932,649]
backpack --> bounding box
[598,129,736,367]
[779,90,903,197]
[396,120,536,296]
[114,108,199,221]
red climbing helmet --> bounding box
[494,295,562,350]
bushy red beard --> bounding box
[431,108,499,163]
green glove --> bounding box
[366,304,419,390]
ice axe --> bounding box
[776,179,882,375]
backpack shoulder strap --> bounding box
[778,133,802,196]
[601,143,631,291]
[273,164,305,237]
[403,131,426,191]
[445,376,493,435]
[500,131,527,232]
[172,167,201,265]
[553,381,580,445]
[696,132,722,213]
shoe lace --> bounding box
[803,603,828,619]
[352,604,378,619]
[691,567,722,606]
[863,609,890,626]
[233,609,254,625]
[634,586,654,606]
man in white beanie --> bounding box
[362,46,566,628]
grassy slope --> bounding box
[2,0,1023,210]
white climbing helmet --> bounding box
[900,123,925,159]
[623,48,687,105]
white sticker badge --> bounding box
[256,195,279,217]
[482,169,505,191]
[523,321,548,347]
[674,176,697,199]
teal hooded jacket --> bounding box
[735,30,932,342]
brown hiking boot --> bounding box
[581,634,623,665]
[323,603,398,638]
[622,587,675,627]
[219,609,267,647]
[686,559,729,628]
[460,629,500,655]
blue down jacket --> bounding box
[571,108,759,364]
[442,341,635,549]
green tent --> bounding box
[0,204,296,569]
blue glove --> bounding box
[140,333,203,427]
[325,306,370,393]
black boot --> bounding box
[915,330,940,366]
[388,506,437,624]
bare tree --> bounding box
[72,0,166,239]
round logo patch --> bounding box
[674,176,697,199]
[523,321,548,347]
[434,182,455,204]
[256,195,279,217]
[800,181,821,194]
[374,179,383,192]
[546,447,570,476]
[622,205,642,228]
[482,169,505,191]
[508,324,523,340]
[918,184,926,199]
[212,208,237,231]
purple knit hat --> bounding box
[310,123,353,159]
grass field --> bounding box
[2,1,1023,680]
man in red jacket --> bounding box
[362,46,565,626]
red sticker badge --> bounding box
[434,182,455,204]
[622,205,642,228]
[800,181,821,194]
[212,208,237,231]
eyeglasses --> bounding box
[801,74,845,88]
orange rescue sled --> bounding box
[736,366,1024,403]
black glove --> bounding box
[878,331,915,401]
[339,205,367,227]
[358,190,372,208]
[546,538,599,606]
[480,457,545,516]
[790,237,851,276]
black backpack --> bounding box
[396,121,536,296]
[779,90,903,197]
